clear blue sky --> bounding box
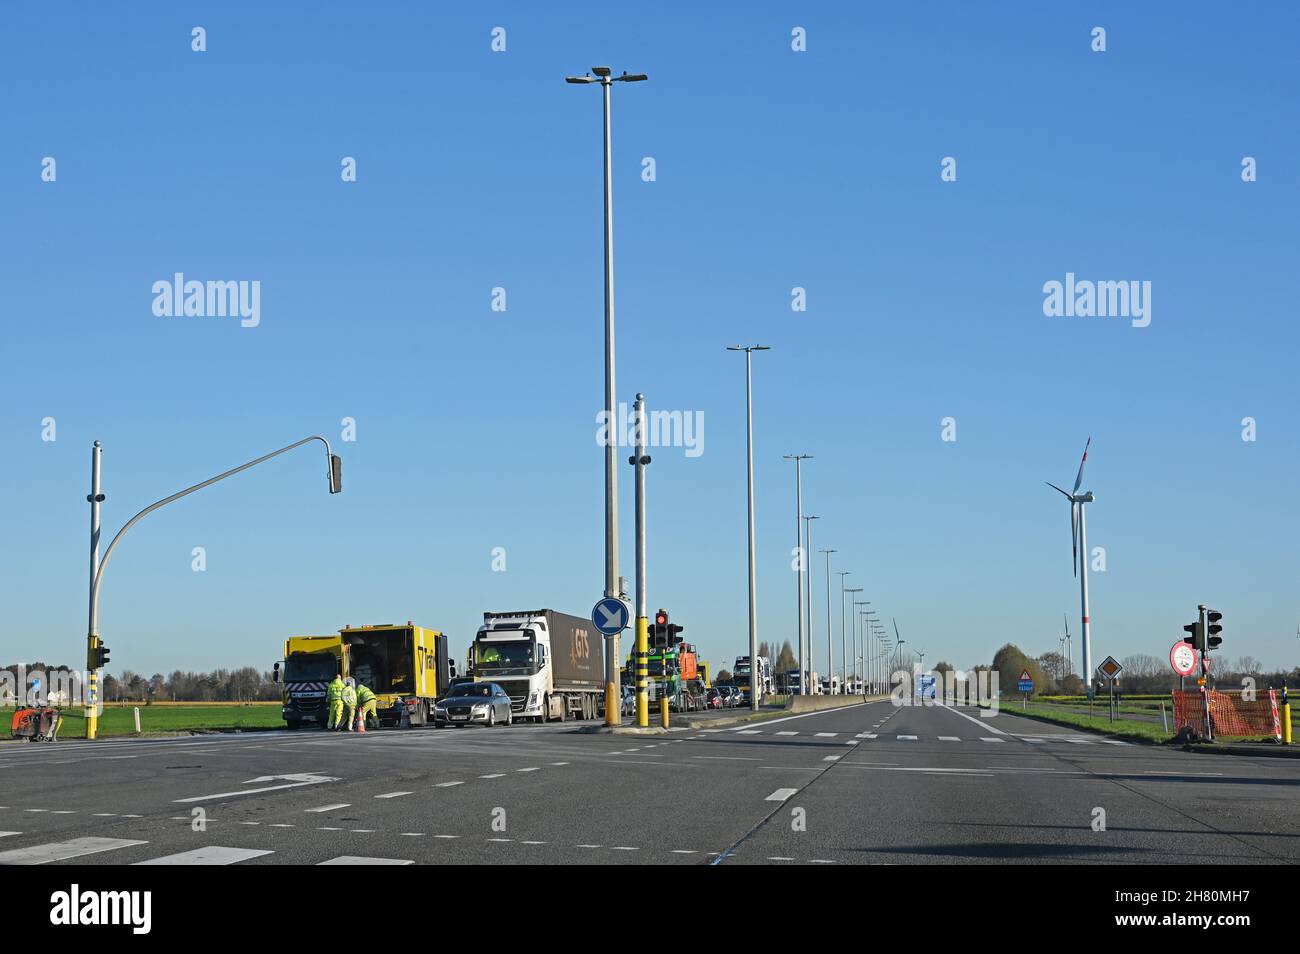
[3,2,1297,679]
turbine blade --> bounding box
[1045,481,1072,499]
[1072,437,1091,494]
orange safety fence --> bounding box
[1171,688,1281,740]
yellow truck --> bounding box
[272,622,453,729]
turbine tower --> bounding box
[1046,438,1095,697]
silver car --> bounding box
[433,682,513,728]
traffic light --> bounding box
[651,609,686,648]
[89,642,111,669]
[1182,621,1203,652]
[1206,609,1223,650]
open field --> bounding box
[2,703,282,739]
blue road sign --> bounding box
[591,597,630,635]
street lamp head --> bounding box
[591,66,612,77]
[616,72,648,82]
[565,74,597,84]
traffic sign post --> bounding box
[591,597,630,636]
[1096,656,1122,722]
[1170,641,1199,678]
[1017,669,1033,710]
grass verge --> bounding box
[2,703,283,739]
[985,700,1172,744]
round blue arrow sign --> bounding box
[591,597,630,635]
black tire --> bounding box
[504,710,512,726]
[488,709,495,728]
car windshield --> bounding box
[450,684,494,698]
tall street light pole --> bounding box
[84,436,342,740]
[566,65,648,699]
[836,571,852,685]
[819,549,836,692]
[854,600,870,690]
[845,587,863,689]
[730,346,770,711]
[803,515,819,691]
[784,455,812,693]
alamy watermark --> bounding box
[890,664,1000,716]
[596,401,704,458]
[1042,272,1150,328]
[152,273,260,328]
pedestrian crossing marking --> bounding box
[135,846,272,865]
[0,836,146,865]
[318,856,413,865]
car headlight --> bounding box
[472,703,488,711]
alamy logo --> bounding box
[152,273,261,328]
[1042,272,1150,328]
[50,884,151,934]
[596,402,704,458]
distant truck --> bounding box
[273,622,454,729]
[471,610,604,722]
[733,655,773,697]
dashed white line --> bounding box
[374,791,412,799]
[765,788,799,802]
[434,781,464,788]
[306,804,350,813]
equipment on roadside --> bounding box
[11,707,62,742]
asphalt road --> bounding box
[2,700,1297,865]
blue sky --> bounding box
[3,1,1298,679]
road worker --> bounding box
[355,682,378,729]
[326,673,345,730]
[340,678,357,732]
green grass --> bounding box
[987,700,1173,743]
[2,704,283,739]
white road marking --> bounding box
[374,791,412,799]
[517,767,539,772]
[305,803,350,813]
[0,832,20,838]
[692,755,759,761]
[479,774,505,779]
[823,755,841,762]
[550,762,569,766]
[939,705,1007,735]
[980,738,1004,743]
[521,840,548,845]
[671,849,698,854]
[814,732,838,738]
[896,735,917,741]
[737,730,762,735]
[776,731,799,736]
[765,788,799,802]
[610,846,638,851]
[939,736,961,742]
[1024,738,1045,743]
[318,856,412,865]
[0,836,147,865]
[767,856,795,861]
[136,846,273,865]
[175,773,338,804]
[434,781,464,788]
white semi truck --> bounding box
[470,609,605,722]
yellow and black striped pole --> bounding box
[636,616,649,727]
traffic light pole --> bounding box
[1199,603,1212,741]
[85,442,104,740]
[84,436,342,739]
[631,393,651,728]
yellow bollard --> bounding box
[660,696,669,729]
[605,682,617,726]
[636,616,650,728]
[1285,702,1292,745]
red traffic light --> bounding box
[655,610,668,627]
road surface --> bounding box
[2,701,1296,865]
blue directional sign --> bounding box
[591,597,630,635]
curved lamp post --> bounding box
[85,436,342,739]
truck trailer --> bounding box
[471,609,604,722]
[273,622,453,729]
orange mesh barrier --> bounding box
[1172,689,1280,740]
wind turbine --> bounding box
[1046,438,1095,698]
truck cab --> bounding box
[472,610,603,722]
[276,636,343,729]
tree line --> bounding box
[2,662,280,703]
